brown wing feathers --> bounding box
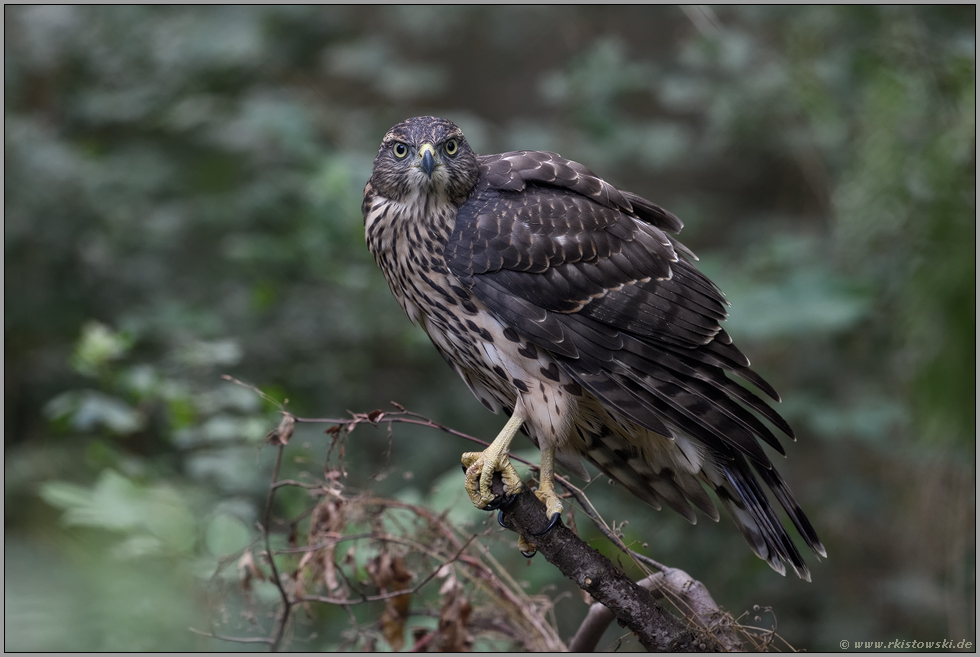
[446,150,824,575]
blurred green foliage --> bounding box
[5,5,974,651]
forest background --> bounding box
[5,5,975,652]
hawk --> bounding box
[362,116,825,579]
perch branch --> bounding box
[491,475,723,652]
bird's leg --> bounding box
[461,413,524,509]
[533,444,563,528]
[513,446,563,558]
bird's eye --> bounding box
[444,139,458,156]
[393,143,409,159]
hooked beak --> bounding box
[419,144,436,178]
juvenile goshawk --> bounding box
[363,116,825,579]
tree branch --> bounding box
[261,444,293,652]
[567,569,741,652]
[492,476,723,652]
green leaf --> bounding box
[44,390,145,436]
[70,322,134,378]
[426,467,479,528]
[112,535,166,560]
[39,481,94,512]
[204,513,251,555]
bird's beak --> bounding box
[419,143,436,178]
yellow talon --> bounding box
[462,451,522,507]
[534,445,564,520]
[461,409,563,553]
[461,413,525,508]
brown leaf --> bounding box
[238,550,267,593]
[266,413,295,445]
[343,545,358,574]
[437,572,473,652]
[302,498,347,597]
[367,409,385,423]
[368,553,414,652]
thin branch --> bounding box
[408,629,437,652]
[188,628,275,645]
[270,479,323,490]
[293,409,494,454]
[262,444,293,652]
[300,534,477,606]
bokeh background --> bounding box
[5,5,975,652]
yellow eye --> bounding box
[444,139,458,156]
[393,143,408,159]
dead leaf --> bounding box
[343,545,358,571]
[266,413,295,445]
[301,497,347,598]
[367,552,414,651]
[437,570,473,652]
[238,550,267,593]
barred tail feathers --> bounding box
[579,422,720,525]
[708,453,824,581]
[572,420,823,580]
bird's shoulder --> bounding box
[446,150,689,284]
[473,151,634,212]
[443,148,736,356]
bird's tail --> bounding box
[709,453,826,581]
[575,419,826,580]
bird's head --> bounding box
[370,116,479,204]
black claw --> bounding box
[483,492,518,511]
[531,512,562,537]
[461,463,468,475]
[483,495,505,511]
[521,549,537,559]
[497,510,512,530]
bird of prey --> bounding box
[362,116,825,579]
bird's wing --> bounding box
[446,151,794,468]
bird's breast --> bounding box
[365,192,581,448]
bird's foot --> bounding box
[518,534,537,558]
[461,450,523,510]
[493,477,561,559]
[532,480,563,536]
